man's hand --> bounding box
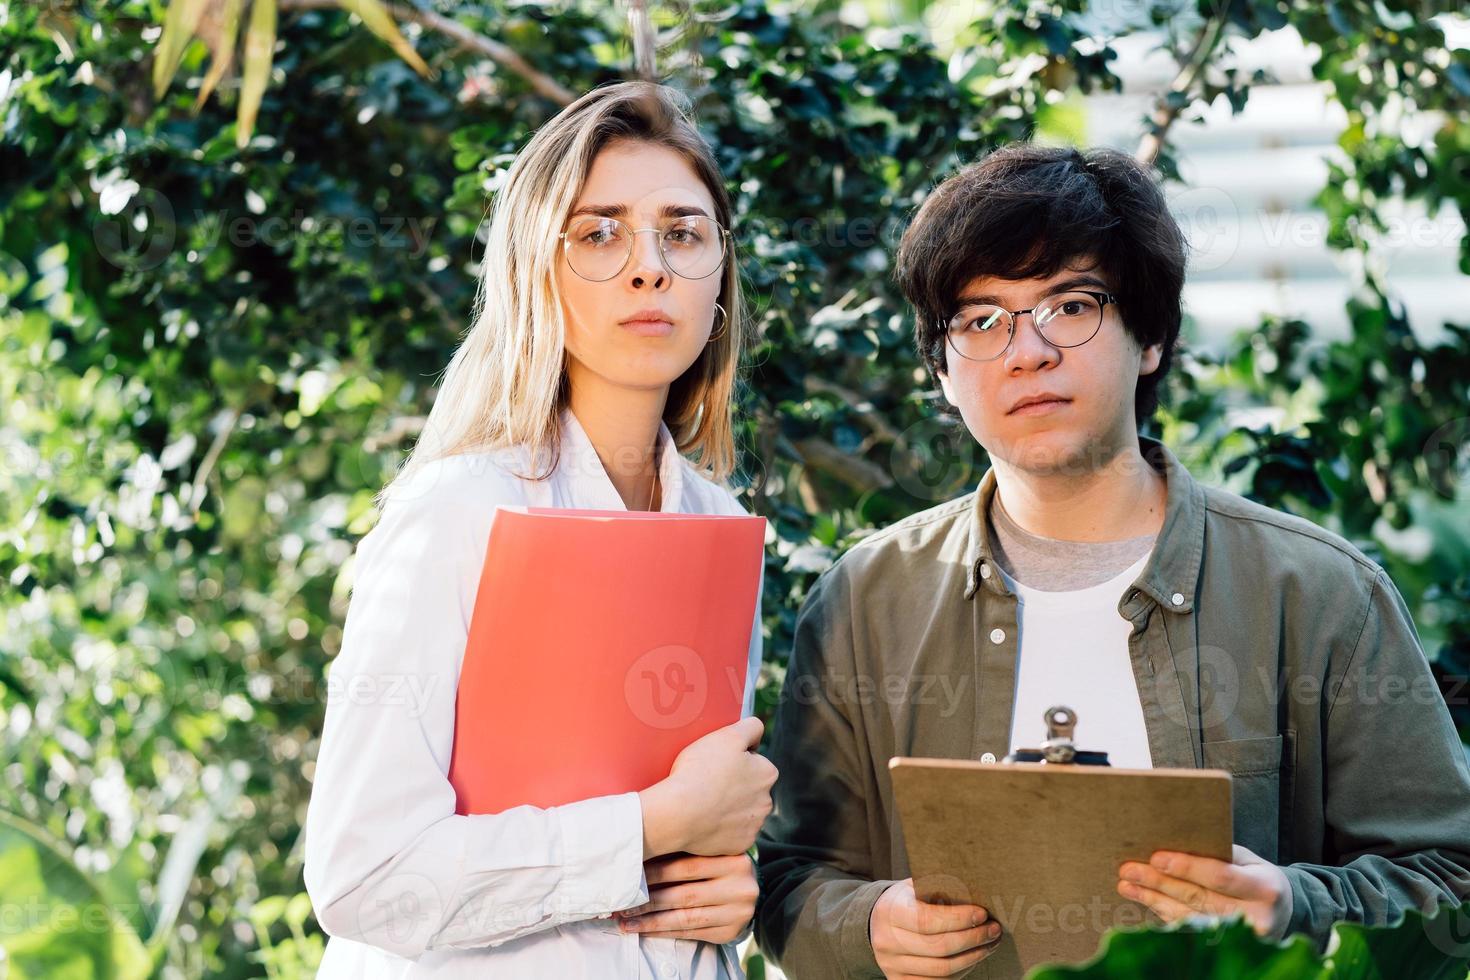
[615,853,758,944]
[870,878,1002,979]
[1117,844,1293,941]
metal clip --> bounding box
[1041,705,1078,763]
[1001,704,1111,766]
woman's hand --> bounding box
[1117,844,1293,941]
[615,853,758,943]
[639,716,777,858]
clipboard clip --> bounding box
[1001,705,1111,766]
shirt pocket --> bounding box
[1200,733,1288,863]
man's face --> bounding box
[936,260,1162,477]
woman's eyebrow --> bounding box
[568,202,711,220]
[659,204,710,219]
[568,202,626,219]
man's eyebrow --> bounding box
[568,202,712,220]
[953,274,1110,307]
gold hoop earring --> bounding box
[707,302,728,343]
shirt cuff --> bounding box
[554,791,649,917]
[845,878,899,978]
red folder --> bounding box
[448,506,766,815]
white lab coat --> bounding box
[304,407,764,978]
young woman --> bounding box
[304,81,775,979]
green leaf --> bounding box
[0,811,151,980]
[194,0,244,112]
[236,0,277,149]
[151,0,211,99]
[334,0,434,79]
[1324,902,1470,980]
[1023,903,1470,979]
[1024,914,1322,979]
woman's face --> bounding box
[558,139,725,396]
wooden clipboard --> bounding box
[889,757,1233,978]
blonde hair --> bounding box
[377,81,744,508]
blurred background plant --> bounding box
[1,0,1466,975]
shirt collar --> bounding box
[558,406,685,513]
[964,435,1205,616]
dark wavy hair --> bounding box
[894,143,1187,429]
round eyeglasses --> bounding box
[942,290,1117,362]
[558,214,730,282]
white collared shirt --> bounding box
[304,408,764,979]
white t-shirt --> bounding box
[996,552,1156,770]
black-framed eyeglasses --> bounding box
[558,214,731,282]
[941,289,1117,362]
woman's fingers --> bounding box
[645,852,747,886]
[621,851,757,920]
[625,883,700,916]
[620,903,740,934]
[628,925,746,943]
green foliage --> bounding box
[247,892,323,979]
[1026,902,1470,980]
[0,811,151,980]
[1,0,1467,975]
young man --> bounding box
[753,143,1470,979]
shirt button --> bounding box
[660,963,676,977]
[1171,592,1185,606]
[980,563,992,579]
[989,628,1006,644]
[980,752,997,763]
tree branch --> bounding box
[278,0,576,105]
[627,0,656,81]
[189,404,243,518]
[803,376,900,447]
[794,437,894,494]
[1136,15,1226,165]
[363,414,426,453]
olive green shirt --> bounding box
[754,436,1470,978]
